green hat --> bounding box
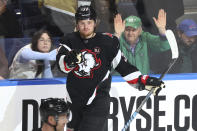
[125,16,142,29]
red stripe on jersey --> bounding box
[141,75,149,84]
[64,61,72,71]
[95,86,98,96]
[127,78,139,84]
[102,32,113,38]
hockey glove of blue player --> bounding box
[64,50,82,68]
[138,75,165,96]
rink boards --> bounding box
[0,73,197,131]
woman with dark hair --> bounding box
[9,29,57,79]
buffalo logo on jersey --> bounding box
[73,49,101,78]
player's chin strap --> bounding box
[122,30,179,131]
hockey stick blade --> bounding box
[165,30,179,59]
[122,30,179,131]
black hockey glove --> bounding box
[64,50,82,68]
[138,75,165,96]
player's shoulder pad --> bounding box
[101,33,120,53]
[102,32,115,38]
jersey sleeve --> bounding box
[56,35,74,73]
[111,36,146,89]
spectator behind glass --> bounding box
[134,0,184,74]
[0,0,22,38]
[169,19,197,73]
[114,9,170,74]
[91,0,118,33]
[0,45,9,79]
[9,29,57,79]
[34,98,70,131]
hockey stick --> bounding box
[122,30,179,131]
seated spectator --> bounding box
[170,19,197,73]
[0,0,22,38]
[9,29,57,79]
[0,45,9,79]
[114,9,170,74]
[35,98,70,131]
